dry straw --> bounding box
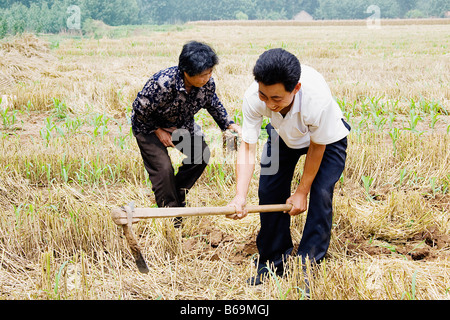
[0,22,449,299]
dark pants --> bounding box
[134,130,210,208]
[257,121,350,272]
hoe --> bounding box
[111,202,292,273]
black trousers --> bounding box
[257,121,350,272]
[134,130,210,208]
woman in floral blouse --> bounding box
[131,41,241,227]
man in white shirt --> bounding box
[228,48,350,285]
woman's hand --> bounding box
[227,123,242,138]
[155,128,175,147]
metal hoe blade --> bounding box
[123,202,149,274]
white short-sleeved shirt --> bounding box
[242,65,350,149]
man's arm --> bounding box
[286,140,326,216]
[227,141,257,219]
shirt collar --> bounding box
[291,88,302,115]
[175,67,186,92]
[282,88,301,118]
[175,67,202,95]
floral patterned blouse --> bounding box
[131,66,234,136]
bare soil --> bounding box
[343,225,450,261]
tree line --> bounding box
[0,0,448,37]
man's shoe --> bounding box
[247,273,267,286]
[247,274,267,286]
[247,268,283,286]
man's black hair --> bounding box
[178,41,219,77]
[253,48,301,92]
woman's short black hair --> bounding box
[253,48,301,92]
[178,41,219,76]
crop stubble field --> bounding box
[0,20,449,300]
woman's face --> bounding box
[184,68,213,88]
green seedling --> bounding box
[361,175,374,200]
[1,106,18,130]
[389,127,400,156]
[398,168,408,188]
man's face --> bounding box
[184,68,213,88]
[258,82,301,113]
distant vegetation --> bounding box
[0,0,449,38]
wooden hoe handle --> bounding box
[111,204,293,226]
[112,203,292,274]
